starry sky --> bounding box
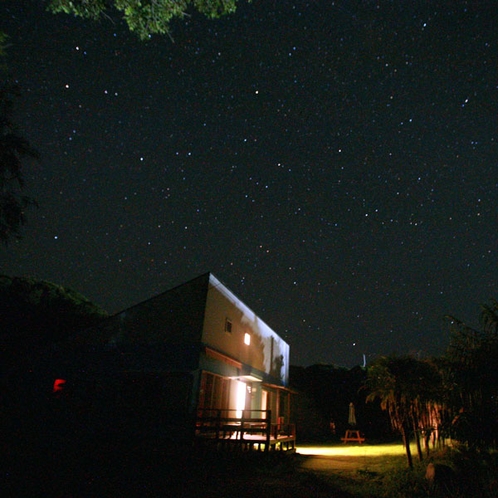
[2,0,497,367]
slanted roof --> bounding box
[73,273,211,347]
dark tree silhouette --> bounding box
[0,84,38,244]
[444,301,498,449]
[289,364,387,443]
[0,275,108,378]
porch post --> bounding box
[265,409,271,453]
[286,391,291,426]
[276,389,280,422]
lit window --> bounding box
[225,318,232,333]
[244,333,251,345]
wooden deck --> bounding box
[195,409,296,452]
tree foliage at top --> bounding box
[47,0,247,39]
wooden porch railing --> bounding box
[195,409,296,452]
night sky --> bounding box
[2,1,497,367]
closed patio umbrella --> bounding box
[348,402,357,426]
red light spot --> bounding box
[53,378,66,393]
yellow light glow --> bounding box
[297,443,417,457]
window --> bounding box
[244,333,251,345]
[225,318,232,334]
[198,372,230,413]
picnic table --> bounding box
[341,429,365,443]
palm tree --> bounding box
[366,355,443,468]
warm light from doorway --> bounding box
[235,380,246,418]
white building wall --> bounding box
[202,275,290,385]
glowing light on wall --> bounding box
[244,333,251,345]
[53,378,66,393]
[235,380,246,418]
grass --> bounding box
[297,442,498,497]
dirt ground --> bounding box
[3,441,411,497]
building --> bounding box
[35,273,294,450]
